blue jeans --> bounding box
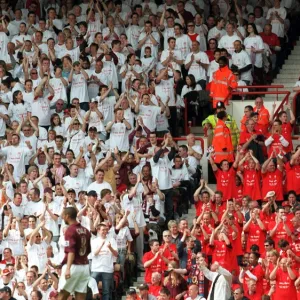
[92,272,114,300]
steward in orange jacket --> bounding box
[212,111,235,163]
[210,56,238,108]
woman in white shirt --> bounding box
[8,91,31,123]
[180,74,202,107]
[244,23,265,84]
[49,113,65,136]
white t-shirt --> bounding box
[0,105,8,137]
[97,96,116,126]
[116,226,133,249]
[87,181,113,198]
[126,25,141,51]
[266,7,287,38]
[23,200,45,217]
[185,51,209,81]
[91,236,118,273]
[155,78,176,106]
[138,104,161,132]
[31,96,51,126]
[218,34,242,55]
[2,229,24,256]
[63,175,85,197]
[150,155,172,190]
[0,145,34,181]
[66,129,86,156]
[138,31,160,58]
[70,73,89,103]
[121,194,146,228]
[175,34,192,59]
[44,201,60,237]
[108,122,130,151]
[207,26,226,41]
[7,102,31,123]
[231,50,253,82]
[49,77,68,105]
[26,241,48,272]
[244,35,265,68]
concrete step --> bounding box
[278,69,300,75]
[282,64,300,70]
[287,55,300,60]
[276,73,299,79]
[272,78,297,83]
[283,60,300,65]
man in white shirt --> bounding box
[63,164,85,198]
[0,133,34,182]
[218,23,242,56]
[138,21,160,58]
[266,0,286,39]
[208,17,226,41]
[26,220,51,274]
[87,169,113,198]
[161,37,183,71]
[184,40,209,89]
[91,223,118,300]
[231,40,253,85]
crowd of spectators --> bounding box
[0,0,299,300]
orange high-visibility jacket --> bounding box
[210,66,238,108]
[212,119,234,163]
[254,105,270,133]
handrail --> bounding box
[292,91,300,134]
[157,137,204,152]
[201,87,291,137]
[185,85,288,135]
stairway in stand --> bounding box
[121,203,197,299]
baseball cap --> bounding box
[216,101,225,109]
[89,126,97,132]
[0,286,11,294]
[138,284,149,291]
[67,188,76,194]
[282,201,291,207]
[265,191,276,199]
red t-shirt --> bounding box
[273,268,297,300]
[243,169,262,201]
[205,50,214,61]
[260,32,280,54]
[268,221,293,249]
[187,32,199,42]
[215,168,236,201]
[266,133,286,156]
[285,162,300,195]
[281,122,293,153]
[148,285,161,297]
[159,243,177,270]
[62,222,91,265]
[246,222,266,253]
[262,169,284,201]
[143,251,165,284]
[211,240,233,271]
[243,264,264,296]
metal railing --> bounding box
[183,85,290,137]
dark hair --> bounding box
[247,23,259,35]
[12,90,24,105]
[160,287,171,296]
[186,74,197,89]
[50,113,62,128]
[149,239,159,247]
[63,207,77,220]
